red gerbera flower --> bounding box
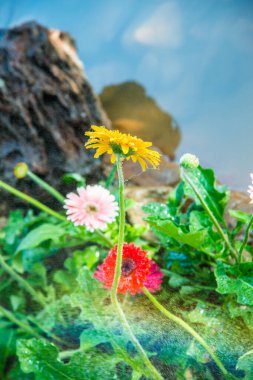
[94,243,163,295]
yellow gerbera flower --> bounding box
[85,125,161,171]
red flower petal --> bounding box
[94,243,163,295]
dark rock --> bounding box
[0,21,110,213]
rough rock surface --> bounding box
[0,21,110,213]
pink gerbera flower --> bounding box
[64,185,119,231]
[143,261,163,293]
[248,174,253,204]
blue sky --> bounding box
[1,0,253,189]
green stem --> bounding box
[111,156,125,296]
[95,230,114,248]
[238,215,253,263]
[111,293,163,380]
[0,305,41,339]
[27,170,65,203]
[59,348,82,360]
[182,172,238,262]
[0,306,66,345]
[0,180,65,221]
[111,155,163,380]
[0,255,46,307]
[143,287,228,377]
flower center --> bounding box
[85,203,98,214]
[121,258,136,277]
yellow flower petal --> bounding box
[85,125,161,171]
[111,153,116,163]
[121,144,129,155]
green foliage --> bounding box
[17,338,118,380]
[215,261,253,305]
[15,223,66,253]
[146,217,207,250]
[182,166,229,224]
[229,210,253,226]
[62,172,86,187]
[0,328,16,377]
[1,158,253,379]
[237,350,253,380]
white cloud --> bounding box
[124,2,183,48]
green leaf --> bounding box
[80,329,108,351]
[182,166,229,224]
[74,267,114,327]
[70,268,152,378]
[236,349,253,379]
[143,203,176,219]
[215,261,253,305]
[16,223,65,253]
[167,182,184,207]
[17,338,118,380]
[180,286,198,296]
[187,340,210,364]
[229,210,253,225]
[0,328,15,376]
[131,371,142,380]
[169,272,190,288]
[10,295,23,311]
[189,210,212,232]
[54,247,100,291]
[7,362,33,380]
[62,173,85,187]
[227,301,253,330]
[146,218,207,250]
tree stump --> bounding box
[0,21,110,213]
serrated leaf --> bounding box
[215,261,253,305]
[182,166,229,224]
[146,218,207,250]
[17,338,118,380]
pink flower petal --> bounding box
[64,185,118,231]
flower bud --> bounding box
[180,153,199,169]
[13,162,28,179]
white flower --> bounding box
[180,153,199,169]
[247,174,253,204]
